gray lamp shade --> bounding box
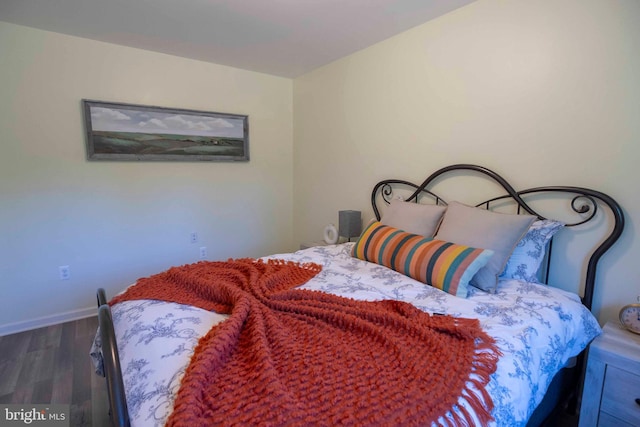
[338,210,362,241]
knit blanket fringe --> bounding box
[110,258,500,426]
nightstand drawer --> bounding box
[598,412,635,427]
[601,365,640,425]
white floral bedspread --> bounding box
[91,243,601,427]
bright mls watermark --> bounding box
[1,405,69,426]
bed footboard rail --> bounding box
[97,289,130,427]
[97,288,108,307]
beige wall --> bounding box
[2,0,639,333]
[0,22,294,333]
[293,0,640,324]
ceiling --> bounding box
[0,0,476,78]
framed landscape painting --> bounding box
[83,100,249,161]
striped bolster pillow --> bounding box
[351,222,494,297]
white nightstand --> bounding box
[579,321,640,426]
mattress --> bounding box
[91,243,601,426]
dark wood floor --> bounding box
[0,316,110,426]
[0,316,579,427]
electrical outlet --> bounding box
[199,247,207,259]
[59,265,70,280]
[190,232,198,243]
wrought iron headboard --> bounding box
[371,164,625,311]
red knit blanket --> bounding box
[110,258,500,426]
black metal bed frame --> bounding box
[371,164,624,311]
[96,288,130,427]
[96,164,624,427]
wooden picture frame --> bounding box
[83,100,249,161]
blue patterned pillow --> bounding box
[501,219,564,283]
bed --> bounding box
[92,164,624,427]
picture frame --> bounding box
[82,100,249,161]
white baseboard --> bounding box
[0,306,96,336]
